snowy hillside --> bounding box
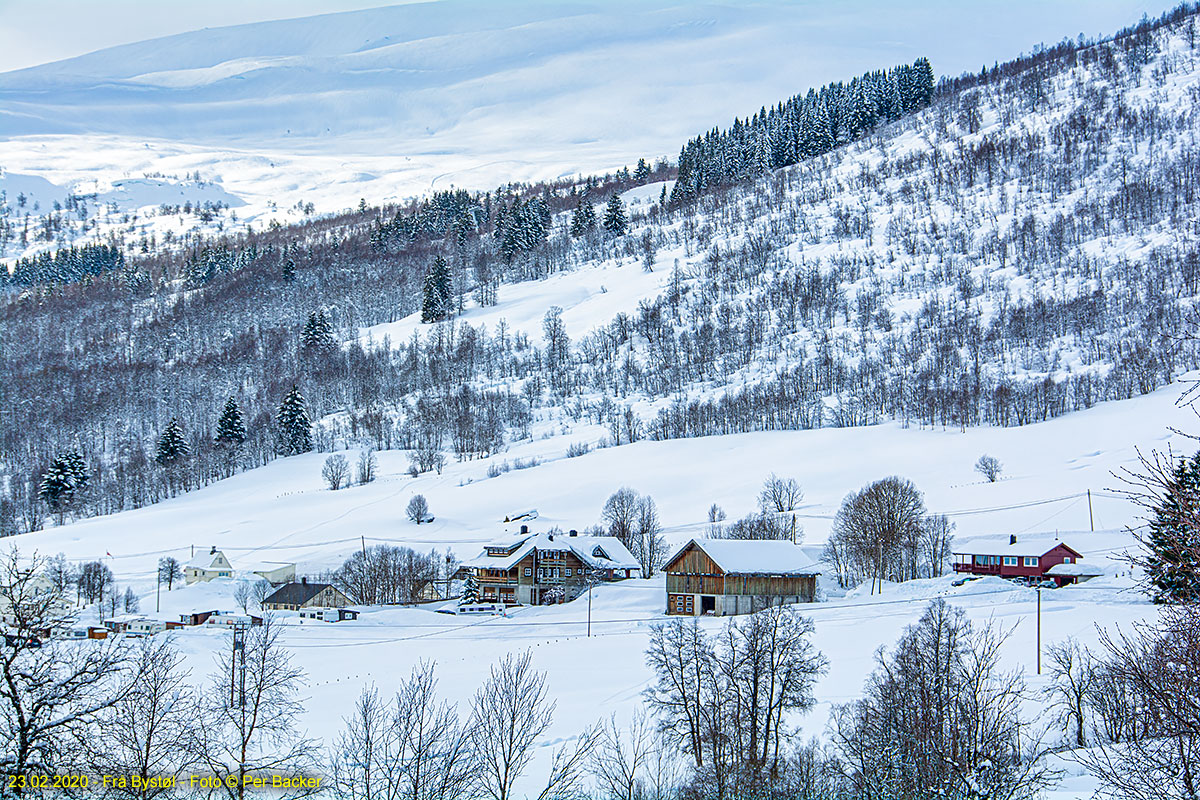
[16,376,1192,799]
[0,0,1174,264]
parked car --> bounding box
[1034,579,1057,589]
[952,575,981,587]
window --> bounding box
[566,568,572,577]
[974,555,988,566]
[990,556,1001,565]
[1062,557,1072,563]
[1003,557,1018,566]
[1023,557,1038,567]
[524,567,531,577]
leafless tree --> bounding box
[533,725,598,800]
[920,514,955,578]
[83,637,196,799]
[831,599,1055,800]
[602,488,641,548]
[158,557,182,591]
[643,618,714,769]
[329,662,472,800]
[828,476,927,592]
[251,580,272,610]
[191,616,318,799]
[1044,637,1094,748]
[975,454,1003,482]
[123,586,139,613]
[591,712,654,800]
[706,504,727,538]
[759,474,803,514]
[715,606,827,780]
[1078,605,1200,800]
[0,549,138,790]
[407,495,430,524]
[632,496,666,578]
[234,582,253,614]
[467,651,555,800]
[322,454,350,490]
[356,449,378,485]
[644,608,826,796]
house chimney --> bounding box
[520,524,529,535]
[210,545,216,555]
[547,533,554,541]
[569,529,578,537]
[301,577,307,585]
[1009,535,1017,545]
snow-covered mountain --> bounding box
[4,6,1200,797]
[0,0,1173,263]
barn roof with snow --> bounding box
[664,539,821,575]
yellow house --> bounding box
[184,547,234,584]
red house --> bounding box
[952,534,1084,587]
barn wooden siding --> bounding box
[664,543,817,601]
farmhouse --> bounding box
[184,547,233,584]
[461,530,640,606]
[952,534,1085,586]
[262,578,350,611]
[663,539,820,616]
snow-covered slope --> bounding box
[15,378,1188,799]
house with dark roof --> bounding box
[262,578,350,611]
[663,539,821,616]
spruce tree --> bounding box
[277,386,313,455]
[1143,452,1200,603]
[603,194,627,236]
[282,257,296,282]
[38,459,76,522]
[63,450,88,493]
[301,309,336,354]
[155,418,190,466]
[634,158,650,182]
[420,256,453,323]
[215,397,247,447]
[461,572,480,605]
[570,200,596,238]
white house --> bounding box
[185,547,234,584]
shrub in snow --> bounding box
[322,454,350,490]
[975,454,1003,482]
[407,494,430,524]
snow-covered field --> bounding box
[10,377,1192,797]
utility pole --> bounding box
[1036,587,1042,675]
[156,570,161,613]
[231,624,247,708]
[1087,490,1094,532]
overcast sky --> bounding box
[0,0,1180,75]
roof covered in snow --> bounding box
[185,549,229,570]
[952,534,1082,558]
[1046,562,1106,576]
[462,533,640,572]
[666,539,821,576]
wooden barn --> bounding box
[663,539,820,616]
